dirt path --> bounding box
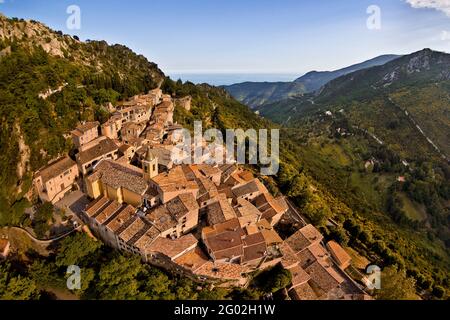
[44,287,79,301]
[0,226,82,257]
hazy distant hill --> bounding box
[259,49,450,158]
[224,54,400,108]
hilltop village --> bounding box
[31,89,369,300]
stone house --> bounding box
[71,121,100,149]
[33,157,79,204]
[76,137,119,175]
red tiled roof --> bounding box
[147,234,198,260]
[327,241,352,268]
[35,157,77,184]
[289,282,319,301]
[286,224,323,254]
[290,265,311,288]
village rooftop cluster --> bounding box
[31,89,369,300]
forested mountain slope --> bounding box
[256,49,450,298]
[224,55,399,108]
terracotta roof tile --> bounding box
[280,242,300,269]
[286,224,323,254]
[290,265,311,288]
[174,247,210,272]
[166,193,199,221]
[118,217,147,243]
[134,226,161,251]
[85,197,111,218]
[95,201,123,225]
[242,236,267,264]
[203,219,245,261]
[305,261,345,292]
[105,205,136,233]
[289,282,319,300]
[206,194,236,225]
[193,261,248,280]
[232,179,260,198]
[35,157,77,184]
[257,219,283,245]
[71,121,99,134]
[88,160,148,195]
[77,138,118,165]
[147,206,178,233]
[147,234,198,260]
[327,241,352,268]
[297,243,330,269]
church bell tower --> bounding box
[142,148,158,181]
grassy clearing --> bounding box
[345,246,371,270]
[398,193,428,222]
[0,227,50,258]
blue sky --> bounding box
[1,0,450,75]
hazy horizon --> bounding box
[1,0,450,78]
[166,72,301,86]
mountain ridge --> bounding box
[223,54,400,108]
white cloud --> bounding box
[440,30,450,40]
[406,0,450,17]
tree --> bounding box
[94,254,145,300]
[432,285,445,299]
[28,260,63,289]
[56,232,102,267]
[287,174,309,198]
[33,202,54,238]
[253,264,292,294]
[303,193,332,227]
[0,263,40,300]
[171,278,198,300]
[375,266,418,300]
[141,267,174,300]
[198,287,229,300]
[329,227,350,246]
[0,275,40,300]
[229,288,261,300]
[264,265,292,294]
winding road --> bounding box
[4,225,81,246]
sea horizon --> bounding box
[166,72,302,86]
